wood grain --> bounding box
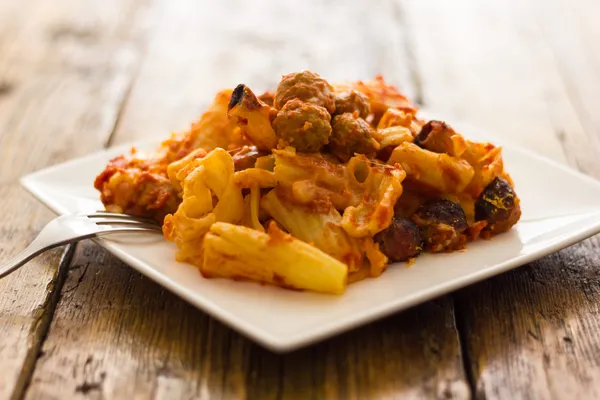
[24,1,469,399]
[456,238,600,399]
[0,0,155,398]
[26,246,469,400]
[403,0,600,398]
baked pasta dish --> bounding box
[95,71,521,294]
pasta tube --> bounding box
[462,140,506,197]
[261,189,364,271]
[163,148,244,265]
[374,126,414,150]
[388,142,474,193]
[377,108,413,129]
[203,222,348,295]
[341,156,406,237]
[227,84,278,151]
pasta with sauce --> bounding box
[94,70,521,294]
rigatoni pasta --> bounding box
[388,142,475,193]
[203,222,348,295]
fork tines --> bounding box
[86,212,162,230]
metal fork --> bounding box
[0,212,162,279]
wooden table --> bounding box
[1,0,599,398]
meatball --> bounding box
[475,177,521,234]
[412,199,468,252]
[414,199,468,231]
[272,99,332,153]
[274,70,336,114]
[334,90,371,119]
[374,217,423,262]
[330,113,379,162]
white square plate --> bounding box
[21,122,600,352]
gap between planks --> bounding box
[11,245,76,400]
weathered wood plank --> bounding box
[526,0,600,177]
[403,0,600,398]
[456,238,600,399]
[25,1,469,398]
[27,246,468,400]
[0,0,154,398]
[401,0,567,162]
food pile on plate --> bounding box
[94,71,521,294]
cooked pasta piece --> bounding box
[374,126,414,151]
[241,185,264,232]
[163,148,244,265]
[203,222,348,294]
[167,145,273,193]
[261,189,365,272]
[254,154,275,171]
[374,109,417,161]
[362,235,389,277]
[166,147,209,193]
[377,108,413,130]
[341,156,406,238]
[414,121,467,158]
[388,142,474,193]
[233,167,277,189]
[228,84,278,151]
[461,140,506,197]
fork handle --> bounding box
[0,242,64,279]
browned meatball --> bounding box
[272,99,332,153]
[475,177,521,234]
[374,217,423,262]
[330,113,379,162]
[334,90,370,119]
[414,199,468,231]
[412,199,468,252]
[274,70,336,114]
